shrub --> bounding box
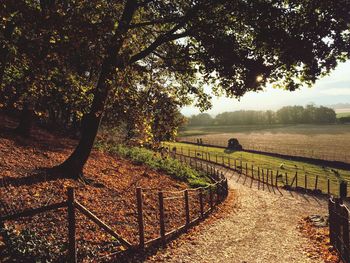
[95,142,210,187]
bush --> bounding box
[95,142,210,187]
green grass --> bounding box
[337,112,350,118]
[163,142,350,196]
[94,141,211,187]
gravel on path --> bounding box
[145,168,328,263]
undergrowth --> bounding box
[94,141,210,187]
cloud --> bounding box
[320,88,350,96]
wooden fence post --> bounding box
[209,187,214,211]
[295,172,298,188]
[266,169,269,184]
[199,189,204,218]
[245,163,248,176]
[184,190,190,227]
[251,165,254,179]
[285,172,288,186]
[158,191,166,247]
[270,170,273,186]
[136,187,145,249]
[334,198,341,251]
[315,175,319,191]
[225,179,229,196]
[216,184,220,204]
[328,198,335,245]
[240,160,242,173]
[341,205,350,262]
[67,187,77,263]
[234,159,237,170]
[275,170,278,187]
[328,178,330,195]
[262,169,265,190]
[305,174,307,191]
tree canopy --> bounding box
[1,0,349,178]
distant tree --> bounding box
[314,106,336,124]
[188,113,213,126]
[188,105,337,126]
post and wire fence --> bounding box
[164,143,348,197]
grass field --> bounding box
[179,124,350,163]
[337,112,350,118]
[163,141,350,196]
[336,108,350,118]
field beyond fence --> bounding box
[179,124,350,164]
[163,142,350,197]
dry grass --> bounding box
[180,124,350,163]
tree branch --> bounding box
[127,4,201,65]
[129,16,183,28]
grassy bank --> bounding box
[95,141,211,187]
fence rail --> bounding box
[0,153,228,262]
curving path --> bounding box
[146,167,328,263]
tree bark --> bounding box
[15,102,35,137]
[51,112,103,178]
[51,66,112,179]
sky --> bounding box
[181,60,350,117]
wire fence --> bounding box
[164,143,349,197]
[178,137,350,164]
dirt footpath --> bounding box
[146,168,328,263]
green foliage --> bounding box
[103,84,186,146]
[0,226,63,262]
[1,0,350,174]
[95,141,210,187]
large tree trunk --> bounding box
[51,112,102,178]
[15,102,35,137]
[51,0,138,179]
[51,66,112,179]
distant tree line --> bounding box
[187,105,337,126]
